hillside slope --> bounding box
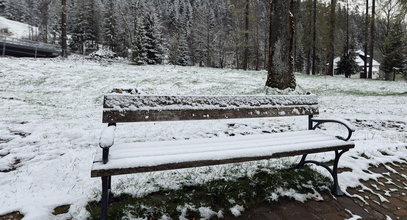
[0,16,37,39]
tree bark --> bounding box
[346,0,349,52]
[327,0,337,76]
[363,0,369,79]
[292,0,300,72]
[255,22,260,71]
[39,0,51,43]
[312,0,317,75]
[368,0,375,79]
[243,0,250,70]
[305,0,312,75]
[266,0,296,90]
[61,0,68,58]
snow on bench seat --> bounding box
[91,130,354,177]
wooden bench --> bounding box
[91,92,355,219]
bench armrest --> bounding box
[99,124,116,164]
[310,118,355,141]
[99,125,116,149]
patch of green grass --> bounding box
[338,90,407,97]
[128,62,144,66]
[307,88,407,97]
[87,166,331,219]
[378,150,391,156]
[360,153,370,159]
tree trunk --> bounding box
[243,0,250,70]
[368,0,375,79]
[206,27,211,67]
[264,12,269,70]
[255,22,260,71]
[61,0,68,58]
[292,0,300,72]
[39,0,51,43]
[346,0,349,52]
[305,0,312,75]
[363,0,369,79]
[312,0,317,75]
[266,0,296,90]
[327,0,337,76]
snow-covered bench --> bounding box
[91,93,355,219]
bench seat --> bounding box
[91,130,354,177]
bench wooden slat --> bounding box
[91,145,353,177]
[103,95,319,109]
[103,105,319,123]
[102,95,319,123]
[91,130,354,177]
[99,131,330,156]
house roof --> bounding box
[354,50,368,57]
[334,50,380,67]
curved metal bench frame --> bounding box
[296,116,355,196]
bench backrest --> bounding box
[102,94,319,123]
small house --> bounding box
[333,50,381,79]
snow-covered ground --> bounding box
[0,57,406,219]
[0,16,37,39]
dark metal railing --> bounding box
[0,36,60,51]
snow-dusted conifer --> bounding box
[191,2,216,67]
[131,17,147,65]
[70,0,102,53]
[3,0,28,22]
[143,6,164,65]
[176,31,190,66]
[337,47,360,78]
[382,22,406,80]
[103,0,118,51]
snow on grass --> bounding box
[0,16,38,39]
[230,204,244,217]
[0,57,406,219]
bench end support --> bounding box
[100,176,110,220]
[296,149,348,197]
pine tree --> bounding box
[0,0,5,16]
[143,7,164,65]
[295,45,305,72]
[3,0,28,22]
[131,17,147,65]
[70,0,101,53]
[70,0,92,53]
[337,48,360,78]
[382,22,405,81]
[61,0,68,57]
[103,0,118,51]
[37,0,52,43]
[191,1,216,67]
[176,32,190,66]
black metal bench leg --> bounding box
[100,176,109,220]
[331,150,348,196]
[295,154,308,169]
[108,176,114,202]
